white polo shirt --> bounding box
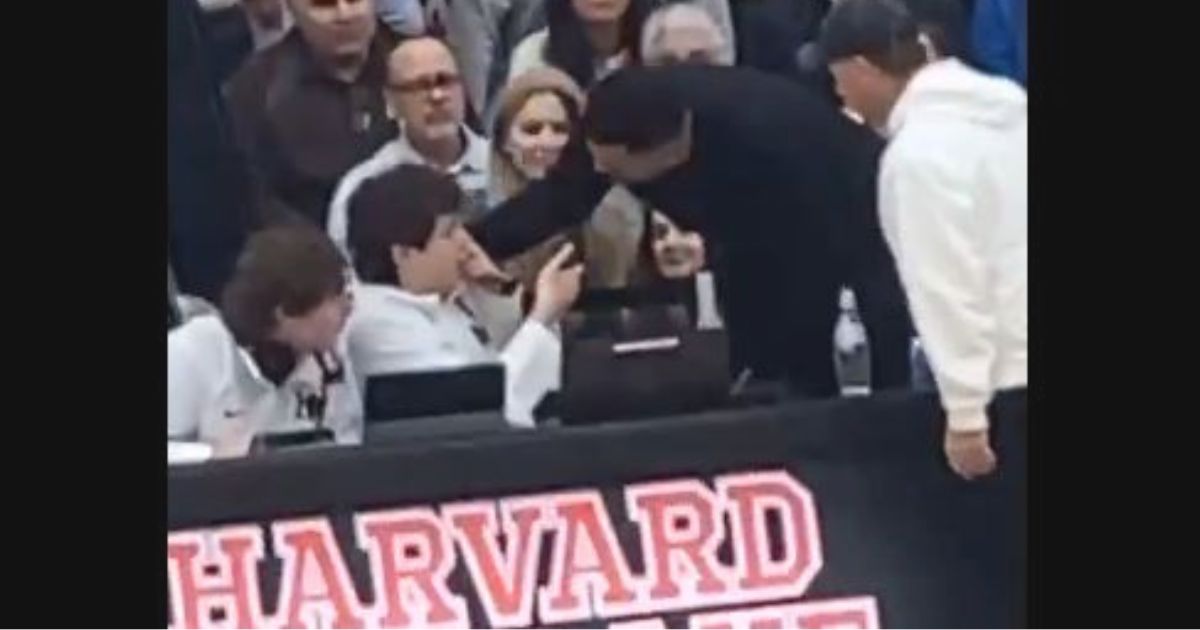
[345,283,560,428]
[327,124,491,255]
[167,315,364,458]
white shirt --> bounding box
[880,59,1028,432]
[345,283,560,428]
[327,125,491,255]
[167,315,364,458]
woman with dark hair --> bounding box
[507,0,660,87]
[167,224,360,460]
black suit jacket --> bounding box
[471,66,912,392]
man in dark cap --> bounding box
[817,0,1026,479]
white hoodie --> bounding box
[879,58,1027,432]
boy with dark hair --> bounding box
[345,164,583,427]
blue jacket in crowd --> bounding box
[970,0,1027,86]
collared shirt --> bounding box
[327,124,491,254]
[167,315,364,458]
[225,28,400,228]
[345,283,558,428]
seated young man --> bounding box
[344,164,582,427]
[167,225,361,460]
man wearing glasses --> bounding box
[226,0,400,229]
[328,35,492,254]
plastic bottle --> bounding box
[833,287,871,397]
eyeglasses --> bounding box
[388,72,462,94]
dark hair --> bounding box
[347,164,465,285]
[220,224,348,347]
[544,0,659,88]
[818,0,929,77]
[584,66,686,151]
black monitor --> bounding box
[363,364,511,443]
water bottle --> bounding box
[833,287,871,397]
[695,271,724,331]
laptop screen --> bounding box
[364,364,505,422]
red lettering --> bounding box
[717,471,823,599]
[537,491,640,624]
[355,508,468,628]
[167,526,266,629]
[791,596,880,629]
[689,596,880,630]
[608,616,668,628]
[442,498,550,628]
[626,479,733,603]
[271,518,365,628]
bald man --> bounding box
[327,36,492,254]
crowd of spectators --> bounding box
[168,0,1026,478]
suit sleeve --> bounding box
[467,133,610,260]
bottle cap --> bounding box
[839,287,856,311]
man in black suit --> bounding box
[469,65,913,396]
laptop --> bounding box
[557,283,731,426]
[363,364,511,443]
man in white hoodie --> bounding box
[818,0,1027,480]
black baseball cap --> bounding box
[807,0,922,68]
